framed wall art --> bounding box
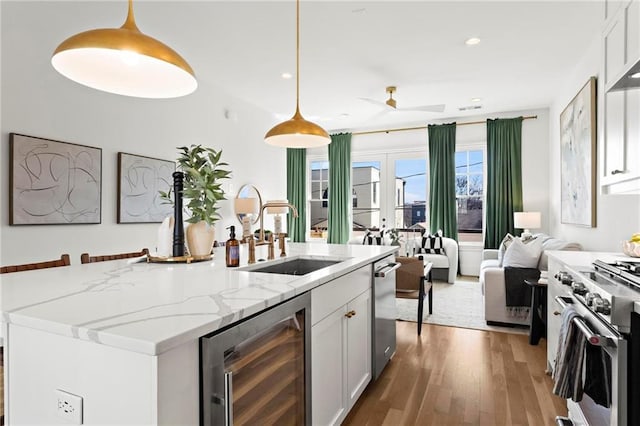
[10,133,102,225]
[560,76,597,228]
[117,152,175,223]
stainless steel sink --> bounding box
[243,258,342,276]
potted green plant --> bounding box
[160,144,231,256]
[388,228,403,246]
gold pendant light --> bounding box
[51,0,197,99]
[264,0,330,148]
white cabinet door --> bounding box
[345,289,371,408]
[546,259,566,373]
[627,0,640,65]
[312,306,347,426]
[605,16,626,85]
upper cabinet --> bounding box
[606,0,640,91]
[601,0,640,194]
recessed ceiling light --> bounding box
[471,97,482,102]
[630,72,640,79]
[281,72,292,79]
[340,113,350,118]
[465,37,481,46]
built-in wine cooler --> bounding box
[200,293,311,426]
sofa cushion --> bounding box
[535,233,582,270]
[418,253,449,268]
[502,237,542,268]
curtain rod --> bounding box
[350,115,538,136]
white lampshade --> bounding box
[266,200,289,215]
[234,197,259,215]
[514,212,541,230]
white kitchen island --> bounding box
[1,242,396,425]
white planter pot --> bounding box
[186,221,215,256]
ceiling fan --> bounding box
[359,86,445,113]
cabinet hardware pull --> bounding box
[553,311,561,316]
[344,310,356,318]
[611,169,624,175]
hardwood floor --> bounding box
[344,321,567,426]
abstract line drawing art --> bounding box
[117,152,175,223]
[10,133,102,225]
[560,77,597,228]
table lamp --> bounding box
[266,199,289,236]
[234,197,260,240]
[514,211,541,240]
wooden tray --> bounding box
[147,253,213,264]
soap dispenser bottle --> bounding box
[226,226,240,267]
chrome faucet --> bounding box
[257,201,299,245]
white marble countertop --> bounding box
[1,243,396,356]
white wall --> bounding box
[0,2,286,265]
[548,32,640,251]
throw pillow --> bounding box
[502,237,543,268]
[417,229,445,254]
[497,233,516,266]
[362,229,385,246]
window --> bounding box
[394,158,427,229]
[310,161,329,233]
[308,153,428,238]
[455,150,484,241]
[352,161,381,230]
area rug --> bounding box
[395,278,528,335]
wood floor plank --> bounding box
[343,321,568,426]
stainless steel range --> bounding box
[549,255,640,426]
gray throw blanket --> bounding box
[504,267,540,318]
[504,266,540,307]
[553,306,586,401]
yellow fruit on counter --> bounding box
[631,233,640,243]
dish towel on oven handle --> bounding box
[552,305,586,401]
[583,343,612,407]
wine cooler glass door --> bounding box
[201,292,311,426]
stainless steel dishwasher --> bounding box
[372,254,400,380]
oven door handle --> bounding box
[553,296,616,348]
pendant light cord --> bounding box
[295,0,300,114]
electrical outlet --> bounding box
[55,389,83,424]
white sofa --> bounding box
[479,234,581,326]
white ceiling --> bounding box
[137,1,604,131]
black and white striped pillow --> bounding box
[362,229,385,246]
[417,229,445,254]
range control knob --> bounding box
[585,292,601,307]
[554,271,573,286]
[594,298,611,315]
[571,281,588,295]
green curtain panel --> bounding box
[484,117,524,249]
[428,123,458,240]
[327,133,352,244]
[287,148,307,242]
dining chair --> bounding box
[0,254,71,274]
[80,248,149,264]
[395,255,433,336]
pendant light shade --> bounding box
[264,0,330,148]
[51,0,197,99]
